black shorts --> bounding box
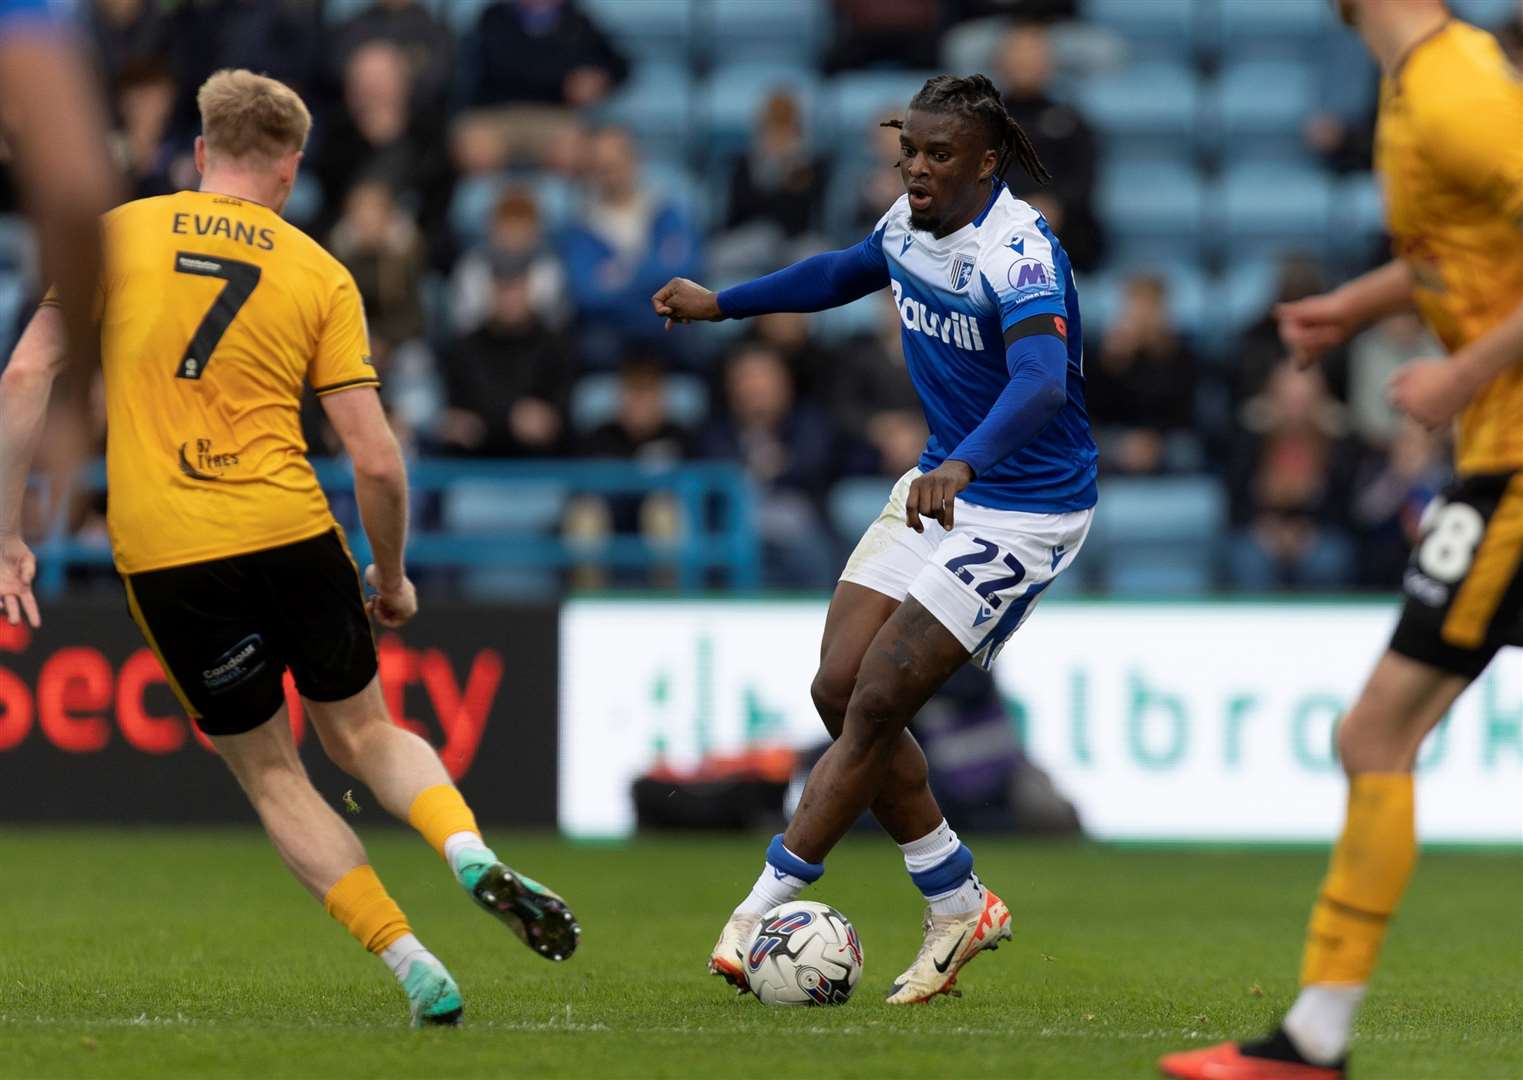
[123,528,378,736]
[1389,472,1523,679]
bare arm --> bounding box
[318,386,416,626]
[1389,289,1523,428]
[1277,260,1416,368]
[0,33,117,372]
[0,306,66,626]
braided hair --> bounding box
[882,74,1051,185]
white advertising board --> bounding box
[559,599,1522,843]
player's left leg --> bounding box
[783,598,1014,1003]
[211,706,463,1027]
[305,677,579,962]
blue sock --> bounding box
[735,834,824,916]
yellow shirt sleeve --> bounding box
[1416,72,1523,227]
[310,270,380,396]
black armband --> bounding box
[1003,312,1069,346]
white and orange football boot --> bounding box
[707,911,761,992]
[884,884,1013,1004]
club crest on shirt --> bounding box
[949,253,976,292]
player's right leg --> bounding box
[305,679,579,962]
[263,528,578,962]
[210,708,463,1027]
[121,564,460,1027]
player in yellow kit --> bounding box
[0,70,578,1026]
[1162,3,1523,1078]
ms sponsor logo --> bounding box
[1006,257,1060,306]
[891,279,987,352]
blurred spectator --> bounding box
[165,0,323,134]
[1497,0,1523,66]
[450,0,627,174]
[111,60,192,199]
[457,0,627,109]
[312,40,455,268]
[698,343,838,587]
[1086,275,1198,475]
[439,250,573,457]
[1228,362,1358,591]
[1345,313,1441,445]
[996,22,1104,271]
[328,0,455,114]
[750,312,830,399]
[834,109,906,244]
[329,179,427,355]
[1236,256,1349,403]
[1350,420,1447,589]
[825,0,940,72]
[557,126,703,365]
[578,359,693,464]
[89,0,171,93]
[823,291,925,475]
[450,188,567,335]
[1303,28,1379,173]
[725,93,830,240]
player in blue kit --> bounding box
[652,74,1097,1004]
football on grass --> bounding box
[746,901,863,1006]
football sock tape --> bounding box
[324,864,412,954]
[407,784,481,862]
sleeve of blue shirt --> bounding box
[716,226,889,319]
[0,0,64,30]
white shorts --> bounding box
[841,467,1093,670]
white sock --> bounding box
[735,865,809,916]
[379,932,436,982]
[443,830,494,877]
[900,821,984,915]
[1283,984,1366,1065]
[899,820,958,874]
[927,875,985,916]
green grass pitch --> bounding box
[1,828,1518,1078]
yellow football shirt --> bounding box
[51,189,379,573]
[1376,20,1523,474]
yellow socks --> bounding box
[323,865,411,954]
[1300,773,1416,986]
[407,784,481,861]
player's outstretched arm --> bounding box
[321,387,417,628]
[0,306,66,627]
[652,231,891,330]
[1276,260,1416,369]
[0,30,117,376]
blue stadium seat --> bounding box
[1214,161,1335,260]
[824,71,940,148]
[321,0,371,26]
[282,172,323,229]
[1214,257,1281,336]
[703,0,828,66]
[1090,476,1224,596]
[1076,262,1209,342]
[813,291,888,343]
[828,477,888,543]
[1075,62,1200,153]
[699,63,820,157]
[0,270,24,355]
[1210,59,1318,156]
[0,214,29,273]
[595,62,692,160]
[1449,0,1516,26]
[1217,0,1335,40]
[1095,156,1206,263]
[580,0,696,65]
[1078,0,1200,56]
[442,480,567,600]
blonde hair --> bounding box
[196,69,311,163]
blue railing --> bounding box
[32,458,761,596]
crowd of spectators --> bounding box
[6,0,1501,593]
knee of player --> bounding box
[809,668,853,736]
[844,679,909,738]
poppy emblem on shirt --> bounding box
[949,254,976,292]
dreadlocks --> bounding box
[882,73,1051,185]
